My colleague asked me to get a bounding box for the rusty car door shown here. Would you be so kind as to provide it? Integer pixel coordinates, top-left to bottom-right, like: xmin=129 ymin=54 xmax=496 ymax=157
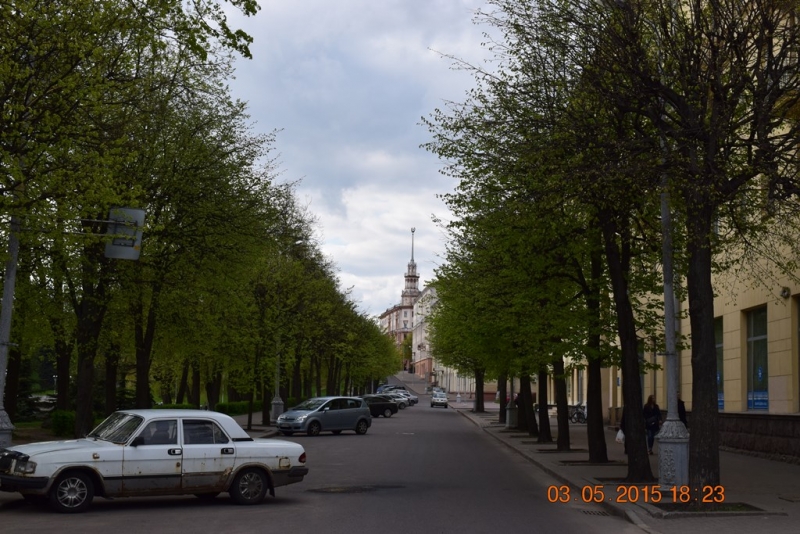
xmin=180 ymin=418 xmax=236 ymax=491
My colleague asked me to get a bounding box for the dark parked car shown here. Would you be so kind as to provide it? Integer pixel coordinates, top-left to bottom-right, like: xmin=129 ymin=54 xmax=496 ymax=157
xmin=361 ymin=395 xmax=399 ymax=418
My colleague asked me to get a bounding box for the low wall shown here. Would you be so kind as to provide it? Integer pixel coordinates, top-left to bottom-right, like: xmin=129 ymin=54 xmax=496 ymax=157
xmin=719 ymin=412 xmax=800 ymax=461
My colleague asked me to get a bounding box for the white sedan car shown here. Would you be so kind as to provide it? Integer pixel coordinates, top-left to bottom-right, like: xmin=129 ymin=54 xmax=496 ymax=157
xmin=0 ymin=409 xmax=308 ymax=513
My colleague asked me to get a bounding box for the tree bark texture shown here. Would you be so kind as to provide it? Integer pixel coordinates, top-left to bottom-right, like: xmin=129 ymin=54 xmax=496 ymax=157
xmin=538 ymin=370 xmax=552 ymax=442
xmin=553 ymin=357 xmax=571 ymax=451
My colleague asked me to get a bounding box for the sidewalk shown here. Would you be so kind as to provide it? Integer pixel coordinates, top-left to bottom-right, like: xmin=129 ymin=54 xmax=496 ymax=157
xmin=394 ymin=372 xmax=800 ymax=534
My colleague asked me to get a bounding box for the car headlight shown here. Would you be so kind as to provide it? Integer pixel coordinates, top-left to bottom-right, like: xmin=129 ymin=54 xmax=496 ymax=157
xmin=13 ymin=460 xmax=37 ymax=475
xmin=296 ymin=415 xmax=307 ymax=423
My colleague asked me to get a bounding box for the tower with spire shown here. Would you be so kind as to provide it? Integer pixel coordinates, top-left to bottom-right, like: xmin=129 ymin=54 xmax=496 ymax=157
xmin=379 ymin=229 xmax=422 ymax=361
xmin=401 ymin=227 xmax=421 ymax=307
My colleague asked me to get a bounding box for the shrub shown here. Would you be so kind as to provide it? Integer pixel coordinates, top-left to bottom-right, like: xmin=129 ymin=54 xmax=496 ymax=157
xmin=51 ymin=410 xmax=75 ymax=437
xmin=215 ymin=401 xmax=250 ymax=416
xmin=154 ymin=403 xmax=196 ymax=410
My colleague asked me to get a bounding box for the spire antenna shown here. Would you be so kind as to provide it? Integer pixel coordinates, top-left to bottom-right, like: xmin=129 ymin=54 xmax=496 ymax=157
xmin=411 ymin=227 xmax=415 ymax=261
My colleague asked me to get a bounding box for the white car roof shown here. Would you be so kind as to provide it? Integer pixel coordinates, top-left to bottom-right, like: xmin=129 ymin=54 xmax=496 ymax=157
xmin=116 ymin=409 xmax=250 ymax=440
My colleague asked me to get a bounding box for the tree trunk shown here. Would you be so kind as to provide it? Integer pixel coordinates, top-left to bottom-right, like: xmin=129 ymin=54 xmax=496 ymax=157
xmin=586 ymin=248 xmax=609 ymax=463
xmin=473 ymin=367 xmax=485 ymax=412
xmin=104 ymin=343 xmax=119 ymax=416
xmin=54 ymin=334 xmax=72 ymax=411
xmin=176 ymin=360 xmax=190 ymax=404
xmin=599 ymin=210 xmax=653 ymax=481
xmin=4 ymin=346 xmax=21 ymax=420
xmin=47 ymin=270 xmax=72 ymax=411
xmin=262 ymin=384 xmax=270 ymax=426
xmin=205 ymin=369 xmax=222 ymax=410
xmin=133 ymin=283 xmax=160 ymax=409
xmin=686 ymin=198 xmax=721 ymax=492
xmin=292 ymin=352 xmax=302 ymax=402
xmin=520 ymin=373 xmax=538 ymax=436
xmin=587 ymin=357 xmax=608 ymax=462
xmin=190 ymin=364 xmax=201 ymax=408
xmin=74 ymin=288 xmax=107 ymax=438
xmin=498 ymin=371 xmax=507 ymax=424
xmin=537 ymin=370 xmax=552 ymax=442
xmin=553 ymin=357 xmax=570 ymax=451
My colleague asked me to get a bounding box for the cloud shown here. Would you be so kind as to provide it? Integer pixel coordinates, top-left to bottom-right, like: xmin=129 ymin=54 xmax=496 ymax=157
xmin=224 ymin=0 xmax=491 ymax=315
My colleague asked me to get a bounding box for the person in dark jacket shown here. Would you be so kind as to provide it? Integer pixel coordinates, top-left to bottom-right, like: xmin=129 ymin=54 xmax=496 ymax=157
xmin=643 ymin=395 xmax=661 ymax=454
xmin=677 ymin=392 xmax=688 ymax=429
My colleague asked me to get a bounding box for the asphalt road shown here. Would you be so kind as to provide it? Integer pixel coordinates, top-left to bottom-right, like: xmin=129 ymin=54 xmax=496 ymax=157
xmin=0 ymin=401 xmax=643 ymax=534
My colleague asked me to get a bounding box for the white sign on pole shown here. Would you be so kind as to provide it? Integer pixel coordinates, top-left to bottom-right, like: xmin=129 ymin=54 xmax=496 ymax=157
xmin=104 ymin=207 xmax=145 ymax=260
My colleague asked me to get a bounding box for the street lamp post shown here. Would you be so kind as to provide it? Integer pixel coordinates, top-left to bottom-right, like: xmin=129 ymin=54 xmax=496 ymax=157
xmin=506 ymin=376 xmax=517 ymax=429
xmin=270 ymin=339 xmax=284 ymax=424
xmin=0 ymin=216 xmax=20 ymax=447
xmin=656 ymin=174 xmax=689 ymax=489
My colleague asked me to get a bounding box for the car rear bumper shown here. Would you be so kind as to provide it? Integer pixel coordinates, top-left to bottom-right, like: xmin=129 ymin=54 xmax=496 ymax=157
xmin=271 ymin=466 xmax=309 ymax=488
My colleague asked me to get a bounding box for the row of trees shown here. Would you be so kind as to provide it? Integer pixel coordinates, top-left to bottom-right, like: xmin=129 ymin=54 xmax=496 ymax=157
xmin=424 ymin=0 xmax=800 ymax=493
xmin=1 ymin=0 xmax=400 ymax=437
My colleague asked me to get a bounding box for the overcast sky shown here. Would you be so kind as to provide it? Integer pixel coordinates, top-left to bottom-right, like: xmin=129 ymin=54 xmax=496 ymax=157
xmin=225 ymin=1 xmax=492 ymax=316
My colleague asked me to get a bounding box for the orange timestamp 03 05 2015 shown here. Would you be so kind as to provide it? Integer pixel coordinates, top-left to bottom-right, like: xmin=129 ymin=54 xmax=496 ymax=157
xmin=547 ymin=484 xmax=726 ymax=504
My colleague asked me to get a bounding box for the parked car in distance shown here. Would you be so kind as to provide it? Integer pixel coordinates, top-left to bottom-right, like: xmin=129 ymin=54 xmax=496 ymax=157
xmin=383 ymin=393 xmax=409 ymax=409
xmin=431 ymin=392 xmax=449 ymax=408
xmin=0 ymin=409 xmax=308 ymax=514
xmin=277 ymin=396 xmax=372 ymax=436
xmin=379 ymin=385 xmax=407 ymax=393
xmin=360 ymin=395 xmax=399 ymax=418
xmin=394 ymin=390 xmax=418 ymax=405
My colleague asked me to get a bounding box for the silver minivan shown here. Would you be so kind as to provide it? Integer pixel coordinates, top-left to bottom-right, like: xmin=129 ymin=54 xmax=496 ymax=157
xmin=276 ymin=396 xmax=372 ymax=436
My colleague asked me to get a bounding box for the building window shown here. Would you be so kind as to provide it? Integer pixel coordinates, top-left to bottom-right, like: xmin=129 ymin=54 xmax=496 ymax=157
xmin=404 ymin=311 xmax=407 ymax=317
xmin=715 ymin=317 xmax=723 ymax=410
xmin=746 ymin=307 xmax=768 ymax=410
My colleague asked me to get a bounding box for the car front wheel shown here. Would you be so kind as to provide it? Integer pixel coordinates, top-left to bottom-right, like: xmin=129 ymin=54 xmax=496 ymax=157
xmin=307 ymin=421 xmax=321 ymax=436
xmin=230 ymin=468 xmax=268 ymax=505
xmin=383 ymin=408 xmax=393 ymax=418
xmin=355 ymin=420 xmax=369 ymax=435
xmin=49 ymin=471 xmax=94 ymax=514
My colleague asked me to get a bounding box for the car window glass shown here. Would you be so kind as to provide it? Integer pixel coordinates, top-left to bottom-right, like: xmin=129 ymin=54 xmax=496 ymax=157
xmin=138 ymin=420 xmax=177 ymax=445
xmin=294 ymin=398 xmax=326 ymax=410
xmin=346 ymin=399 xmax=359 ymax=409
xmin=90 ymin=413 xmax=144 ymax=444
xmin=183 ymin=420 xmax=230 ymax=444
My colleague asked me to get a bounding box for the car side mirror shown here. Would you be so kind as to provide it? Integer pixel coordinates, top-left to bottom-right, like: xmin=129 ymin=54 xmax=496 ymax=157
xmin=131 ymin=436 xmax=145 ymax=447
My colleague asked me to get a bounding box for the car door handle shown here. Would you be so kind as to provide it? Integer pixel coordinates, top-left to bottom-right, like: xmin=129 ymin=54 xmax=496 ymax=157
xmin=221 ymin=447 xmax=234 ymax=455
xmin=168 ymin=448 xmax=182 ymax=456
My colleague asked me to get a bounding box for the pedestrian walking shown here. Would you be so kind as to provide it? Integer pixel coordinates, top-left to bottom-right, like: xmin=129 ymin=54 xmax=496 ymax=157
xmin=677 ymin=392 xmax=688 ymax=429
xmin=643 ymin=395 xmax=661 ymax=454
xmin=617 ymin=406 xmax=629 ymax=455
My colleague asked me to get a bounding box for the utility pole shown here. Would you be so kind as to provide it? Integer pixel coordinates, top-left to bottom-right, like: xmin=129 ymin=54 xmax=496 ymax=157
xmin=0 ymin=216 xmax=21 ymax=447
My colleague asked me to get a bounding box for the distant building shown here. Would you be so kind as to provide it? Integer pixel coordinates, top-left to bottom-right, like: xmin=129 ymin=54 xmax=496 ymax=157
xmin=379 ymin=229 xmax=420 ymax=370
xmin=412 ymin=286 xmax=437 ymax=380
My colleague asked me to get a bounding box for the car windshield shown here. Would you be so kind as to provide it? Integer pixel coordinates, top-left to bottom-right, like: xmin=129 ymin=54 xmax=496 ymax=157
xmin=293 ymin=398 xmax=327 ymax=411
xmin=87 ymin=412 xmax=144 ymax=444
